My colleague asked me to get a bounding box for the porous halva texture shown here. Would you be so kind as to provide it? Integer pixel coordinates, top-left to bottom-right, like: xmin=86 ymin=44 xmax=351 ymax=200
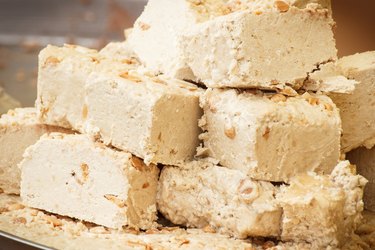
xmin=20 ymin=133 xmax=159 ymax=230
xmin=199 ymin=88 xmax=341 ymax=183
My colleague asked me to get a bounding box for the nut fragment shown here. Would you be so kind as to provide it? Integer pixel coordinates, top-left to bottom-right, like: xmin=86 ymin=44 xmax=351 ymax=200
xmin=224 ymin=125 xmax=236 ymax=139
xmin=43 ymin=56 xmax=61 ymax=67
xmin=263 ymin=127 xmax=271 ymax=140
xmin=274 ymin=0 xmax=290 ymax=12
xmin=131 ymin=156 xmax=145 ymax=171
xmin=308 ymin=97 xmax=320 ymax=106
xmin=179 ymin=239 xmax=190 ymax=246
xmin=104 ymin=194 xmax=126 ymax=208
xmin=82 ymin=104 xmax=88 ymax=119
xmin=238 ymin=179 xmax=259 ymax=203
xmin=121 ymin=58 xmax=138 ymax=65
xmin=13 ymin=217 xmax=27 ymax=224
xmin=45 ymin=215 xmax=62 ymax=227
xmin=139 ymin=22 xmax=151 ymax=31
xmin=324 ymin=103 xmax=333 ymax=111
xmin=270 ymin=94 xmax=287 ymax=103
xmin=7 ymin=203 xmax=25 ymax=211
xmin=203 ymin=225 xmax=216 ymax=233
xmin=80 ymin=163 xmax=89 ymax=182
xmin=119 ymin=71 xmax=142 ymax=83
xmin=142 ymin=182 xmax=150 ymax=189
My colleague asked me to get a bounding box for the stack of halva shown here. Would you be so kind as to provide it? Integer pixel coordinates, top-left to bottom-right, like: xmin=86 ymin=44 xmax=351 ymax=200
xmin=0 ymin=0 xmax=374 ymax=249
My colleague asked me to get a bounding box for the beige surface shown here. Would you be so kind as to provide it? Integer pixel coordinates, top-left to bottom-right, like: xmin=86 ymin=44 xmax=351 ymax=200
xmin=277 ymin=161 xmax=367 ymax=248
xmin=128 ymin=0 xmax=336 ymax=89
xmin=157 ymin=159 xmax=281 ymax=239
xmin=199 ymin=88 xmax=341 ymax=183
xmin=20 ymin=133 xmax=159 ymax=230
xmin=37 ymin=44 xmax=203 ymax=165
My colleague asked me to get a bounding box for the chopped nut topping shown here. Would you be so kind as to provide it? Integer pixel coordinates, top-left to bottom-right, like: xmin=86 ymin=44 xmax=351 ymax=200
xmin=224 ymin=125 xmax=236 ymax=139
xmin=43 ymin=56 xmax=61 ymax=67
xmin=80 ymin=163 xmax=89 ymax=182
xmin=203 ymin=225 xmax=216 ymax=233
xmin=13 ymin=217 xmax=27 ymax=224
xmin=7 ymin=203 xmax=25 ymax=211
xmin=30 ymin=209 xmax=38 ymax=216
xmin=139 ymin=22 xmax=151 ymax=31
xmin=270 ymin=94 xmax=287 ymax=103
xmin=324 ymin=103 xmax=333 ymax=111
xmin=104 ymin=194 xmax=126 ymax=208
xmin=45 ymin=215 xmax=62 ymax=227
xmin=119 ymin=71 xmax=142 ymax=83
xmin=238 ymin=179 xmax=259 ymax=203
xmin=279 ymin=87 xmax=298 ymax=97
xmin=142 ymin=182 xmax=150 ymax=189
xmin=263 ymin=127 xmax=271 ymax=140
xmin=82 ymin=105 xmax=88 ymax=119
xmin=121 ymin=58 xmax=138 ymax=65
xmin=130 ymin=156 xmax=146 ymax=171
xmin=91 ymin=57 xmax=100 ymax=64
xmin=179 ymin=239 xmax=190 ymax=246
xmin=274 ymin=0 xmax=290 ymax=12
xmin=308 ymin=97 xmax=320 ymax=106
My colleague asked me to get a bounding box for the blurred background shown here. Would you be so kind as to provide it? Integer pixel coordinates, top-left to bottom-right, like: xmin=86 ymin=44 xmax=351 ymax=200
xmin=0 ymin=0 xmax=374 ymax=107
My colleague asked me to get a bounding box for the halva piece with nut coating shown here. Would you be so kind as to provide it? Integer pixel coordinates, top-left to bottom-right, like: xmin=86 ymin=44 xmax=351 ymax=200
xmin=37 ymin=44 xmax=203 ymax=165
xmin=20 ymin=133 xmax=160 ymax=230
xmin=0 ymin=108 xmax=69 ymax=194
xmin=128 ymin=0 xmax=336 ymax=89
xmin=157 ymin=160 xmax=281 ymax=239
xmin=277 ymin=161 xmax=367 ymax=248
xmin=199 ymin=88 xmax=341 ymax=183
xmin=84 ymin=72 xmax=202 ymax=165
xmin=327 ymin=51 xmax=375 ymax=152
xmin=36 ymin=44 xmax=135 ymax=132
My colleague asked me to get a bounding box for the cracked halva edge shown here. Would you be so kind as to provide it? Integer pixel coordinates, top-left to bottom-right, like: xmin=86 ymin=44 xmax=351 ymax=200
xmin=128 ymin=0 xmax=336 ymax=89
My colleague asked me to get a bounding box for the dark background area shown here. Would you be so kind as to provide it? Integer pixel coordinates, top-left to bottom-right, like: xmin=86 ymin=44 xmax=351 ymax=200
xmin=333 ymin=0 xmax=375 ymax=57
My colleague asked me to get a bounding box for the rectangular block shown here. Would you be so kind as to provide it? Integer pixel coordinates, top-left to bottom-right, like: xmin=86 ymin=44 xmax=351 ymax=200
xmin=128 ymin=0 xmax=336 ymax=89
xmin=0 ymin=108 xmax=68 ymax=194
xmin=36 ymin=44 xmax=134 ymax=131
xmin=157 ymin=160 xmax=281 ymax=239
xmin=0 ymin=87 xmax=21 ymax=114
xmin=20 ymin=133 xmax=160 ymax=230
xmin=277 ymin=161 xmax=367 ymax=248
xmin=347 ymin=147 xmax=375 ymax=212
xmin=328 ymin=51 xmax=375 ymax=152
xmin=37 ymin=44 xmax=203 ymax=165
xmin=199 ymin=88 xmax=341 ymax=183
xmin=84 ymin=72 xmax=202 ymax=165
